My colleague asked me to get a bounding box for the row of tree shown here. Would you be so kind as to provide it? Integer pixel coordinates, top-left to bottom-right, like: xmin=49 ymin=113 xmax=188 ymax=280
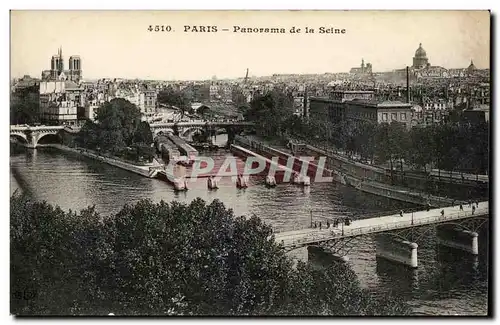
xmin=75 ymin=98 xmax=155 ymax=162
xmin=288 ymin=117 xmax=489 ymax=175
xmin=11 ymin=193 xmax=409 ymax=316
xmin=244 ymin=89 xmax=489 ymax=175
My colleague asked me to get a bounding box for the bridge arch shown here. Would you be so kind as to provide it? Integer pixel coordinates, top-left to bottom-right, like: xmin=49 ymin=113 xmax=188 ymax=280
xmin=153 ymin=128 xmax=175 ymax=138
xmin=10 ymin=133 xmax=28 ymax=144
xmin=182 ymin=127 xmax=205 ymax=138
xmin=215 ymin=128 xmax=227 ymax=135
xmin=37 ymin=132 xmax=62 ymax=145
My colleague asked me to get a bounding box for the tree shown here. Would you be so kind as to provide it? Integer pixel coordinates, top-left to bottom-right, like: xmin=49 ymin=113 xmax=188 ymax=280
xmin=408 ymin=125 xmax=435 ymax=171
xmin=76 ymin=99 xmax=154 ymax=158
xmin=157 ymin=87 xmax=191 ymax=118
xmin=196 ymin=105 xmax=210 ymax=118
xmin=355 ymin=121 xmax=377 ymax=163
xmin=11 ymin=194 xmax=410 ymax=316
xmin=232 ymin=87 xmax=250 ymax=112
xmin=133 ymin=121 xmax=154 ymax=145
xmin=374 ymin=122 xmax=410 ymax=169
xmin=10 ymin=85 xmax=40 ymax=125
xmin=75 ymin=120 xmax=99 ymax=149
xmin=246 ymin=89 xmax=295 ymax=138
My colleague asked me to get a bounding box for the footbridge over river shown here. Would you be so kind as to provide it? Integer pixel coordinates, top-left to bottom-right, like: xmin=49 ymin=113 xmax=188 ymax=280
xmin=275 ymin=201 xmax=489 ymax=268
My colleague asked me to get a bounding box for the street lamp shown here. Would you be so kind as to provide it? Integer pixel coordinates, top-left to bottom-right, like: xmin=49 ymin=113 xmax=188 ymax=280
xmin=341 ymin=220 xmax=344 ymax=236
xmin=310 ymin=210 xmax=313 ymax=228
xmin=411 ymin=211 xmax=414 ymax=225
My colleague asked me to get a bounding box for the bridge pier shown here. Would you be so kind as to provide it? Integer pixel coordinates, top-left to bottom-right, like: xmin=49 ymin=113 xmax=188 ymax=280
xmin=436 ymin=224 xmax=479 ymax=255
xmin=307 ymin=246 xmax=349 ymax=265
xmin=375 ymin=234 xmax=418 ymax=268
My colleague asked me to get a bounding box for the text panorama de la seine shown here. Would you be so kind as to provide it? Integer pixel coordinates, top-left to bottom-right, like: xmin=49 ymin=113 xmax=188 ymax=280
xmin=147 ymin=25 xmax=347 ymax=34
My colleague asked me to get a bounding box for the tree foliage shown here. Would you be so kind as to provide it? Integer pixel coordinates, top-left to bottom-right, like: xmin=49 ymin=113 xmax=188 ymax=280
xmin=245 ymin=89 xmax=295 ymax=137
xmin=75 ymin=99 xmax=154 ymax=161
xmin=157 ymin=87 xmax=192 ymax=118
xmin=272 ymin=109 xmax=489 ymax=175
xmin=10 ymin=85 xmax=40 ymax=125
xmin=11 ymin=194 xmax=409 ymax=316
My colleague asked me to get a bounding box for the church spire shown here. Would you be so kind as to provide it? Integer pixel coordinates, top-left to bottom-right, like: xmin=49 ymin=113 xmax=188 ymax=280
xmin=57 ymin=46 xmax=64 ymax=73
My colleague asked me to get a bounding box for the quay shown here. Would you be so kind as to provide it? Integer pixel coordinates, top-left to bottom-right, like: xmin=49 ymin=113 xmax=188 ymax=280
xmin=275 ymin=201 xmax=488 ymax=268
xmin=36 ymin=144 xmax=165 ymax=178
xmin=234 ymin=136 xmax=480 ymax=207
xmin=230 ymin=144 xmax=297 ymax=183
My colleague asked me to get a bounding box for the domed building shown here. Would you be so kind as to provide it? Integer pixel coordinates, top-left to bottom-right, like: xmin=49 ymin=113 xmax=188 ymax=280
xmin=412 ymin=43 xmax=430 ymax=69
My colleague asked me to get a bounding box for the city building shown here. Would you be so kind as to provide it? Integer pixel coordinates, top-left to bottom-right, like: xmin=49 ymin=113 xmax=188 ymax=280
xmin=12 ymin=75 xmax=39 ymax=92
xmin=140 ymin=89 xmax=157 ymax=115
xmin=39 ymin=78 xmax=84 ymax=125
xmin=190 ymin=84 xmax=210 ymax=102
xmin=350 ymin=59 xmax=373 ymax=75
xmin=412 ymin=43 xmax=430 ymax=69
xmin=310 ymin=90 xmax=375 ymax=124
xmin=309 ymin=90 xmax=412 ymax=128
xmin=393 ymin=43 xmax=449 ymax=80
xmin=462 ymin=104 xmax=489 ymax=123
xmin=423 ymin=98 xmax=449 ymax=111
xmin=346 ymin=100 xmax=413 ymax=128
xmin=423 ymin=109 xmax=449 ymax=125
xmin=41 ymin=47 xmax=82 ymax=82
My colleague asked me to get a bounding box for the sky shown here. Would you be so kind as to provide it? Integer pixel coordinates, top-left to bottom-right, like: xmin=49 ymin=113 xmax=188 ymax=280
xmin=10 ymin=10 xmax=490 ymax=80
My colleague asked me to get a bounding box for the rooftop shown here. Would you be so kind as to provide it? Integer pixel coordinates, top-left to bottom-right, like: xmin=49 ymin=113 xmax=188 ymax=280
xmin=348 ymin=99 xmax=413 ymax=108
xmin=332 ymin=90 xmax=374 ymax=94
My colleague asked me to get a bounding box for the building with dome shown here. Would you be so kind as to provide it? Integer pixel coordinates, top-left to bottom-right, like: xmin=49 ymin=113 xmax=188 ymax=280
xmin=392 ymin=43 xmax=451 ymax=81
xmin=412 ymin=43 xmax=430 ymax=70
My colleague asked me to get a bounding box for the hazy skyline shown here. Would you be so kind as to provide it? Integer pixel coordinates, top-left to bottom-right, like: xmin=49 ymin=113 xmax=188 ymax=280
xmin=11 ymin=10 xmax=490 ymax=80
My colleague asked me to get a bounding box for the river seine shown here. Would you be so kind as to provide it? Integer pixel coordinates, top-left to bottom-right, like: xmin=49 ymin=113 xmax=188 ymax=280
xmin=10 ymin=144 xmax=488 ymax=316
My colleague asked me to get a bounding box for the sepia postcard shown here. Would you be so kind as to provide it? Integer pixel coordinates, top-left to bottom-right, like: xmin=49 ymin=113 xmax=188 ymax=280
xmin=9 ymin=10 xmax=490 ymax=317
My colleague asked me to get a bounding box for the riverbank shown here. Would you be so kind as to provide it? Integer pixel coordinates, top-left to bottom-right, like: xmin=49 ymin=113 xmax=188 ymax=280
xmin=38 ymin=144 xmax=163 ymax=178
xmin=9 ymin=145 xmax=489 ymax=316
xmin=236 ymin=136 xmax=460 ymax=207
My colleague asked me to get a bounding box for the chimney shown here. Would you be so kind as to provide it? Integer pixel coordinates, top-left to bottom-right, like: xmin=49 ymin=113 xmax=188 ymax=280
xmin=406 ymin=66 xmax=410 ymax=103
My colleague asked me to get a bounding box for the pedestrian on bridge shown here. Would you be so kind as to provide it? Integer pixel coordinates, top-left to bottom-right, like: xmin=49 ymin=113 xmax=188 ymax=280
xmin=472 ymin=205 xmax=476 ymax=215
xmin=475 ymin=201 xmax=479 ymax=208
xmin=459 ymin=204 xmax=463 ymax=211
xmin=441 ymin=209 xmax=444 ymax=217
xmin=319 ymin=222 xmax=322 ymax=230
xmin=400 ymin=210 xmax=404 ymax=218
xmin=326 ymin=220 xmax=330 ymax=229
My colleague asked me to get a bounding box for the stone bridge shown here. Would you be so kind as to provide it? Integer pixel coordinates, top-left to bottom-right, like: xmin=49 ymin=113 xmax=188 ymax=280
xmin=10 ymin=125 xmax=68 ymax=148
xmin=150 ymin=121 xmax=255 ymax=141
xmin=10 ymin=121 xmax=255 ymax=148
